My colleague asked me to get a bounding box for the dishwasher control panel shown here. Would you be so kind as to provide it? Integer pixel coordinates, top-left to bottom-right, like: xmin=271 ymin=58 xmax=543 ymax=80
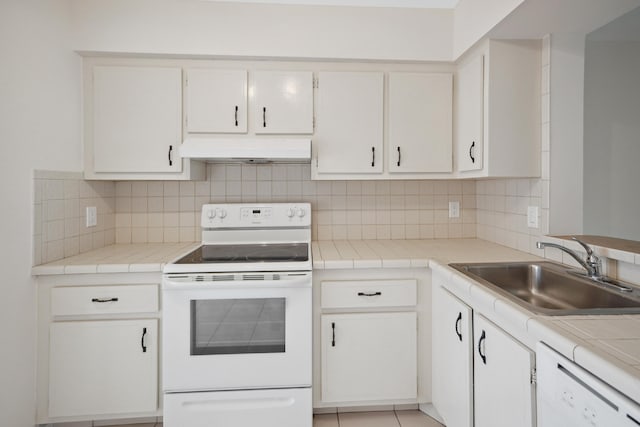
xmin=537 ymin=342 xmax=640 ymax=427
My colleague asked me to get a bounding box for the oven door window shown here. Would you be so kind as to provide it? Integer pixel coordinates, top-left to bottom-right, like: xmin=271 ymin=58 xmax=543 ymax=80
xmin=190 ymin=298 xmax=285 ymax=355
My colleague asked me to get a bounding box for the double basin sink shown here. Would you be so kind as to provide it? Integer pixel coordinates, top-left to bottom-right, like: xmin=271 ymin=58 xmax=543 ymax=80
xmin=449 ymin=261 xmax=640 ymax=315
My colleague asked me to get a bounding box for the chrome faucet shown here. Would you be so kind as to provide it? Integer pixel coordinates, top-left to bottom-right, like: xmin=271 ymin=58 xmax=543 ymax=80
xmin=536 ymin=237 xmax=602 ymax=279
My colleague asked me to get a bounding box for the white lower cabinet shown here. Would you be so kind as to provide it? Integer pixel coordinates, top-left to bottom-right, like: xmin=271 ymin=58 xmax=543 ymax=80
xmin=316 ymin=276 xmax=420 ymax=406
xmin=37 ymin=279 xmax=160 ymax=424
xmin=432 ymin=285 xmax=473 ymax=427
xmin=49 ymin=319 xmax=158 ymax=418
xmin=432 ymin=272 xmax=535 ymax=427
xmin=321 ymin=312 xmax=417 ymax=403
xmin=473 ymin=314 xmax=535 ymax=427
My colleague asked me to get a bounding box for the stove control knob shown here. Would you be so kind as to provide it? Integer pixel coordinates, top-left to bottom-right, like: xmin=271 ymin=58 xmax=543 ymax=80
xmin=216 ymin=208 xmax=227 ymax=219
xmin=296 ymin=208 xmax=306 ymax=218
xmin=207 ymin=209 xmax=216 ymax=219
xmin=287 ymin=208 xmax=295 ymax=218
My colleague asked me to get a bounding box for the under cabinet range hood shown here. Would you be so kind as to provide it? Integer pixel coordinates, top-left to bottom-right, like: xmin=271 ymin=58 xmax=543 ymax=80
xmin=179 ymin=138 xmax=311 ymax=163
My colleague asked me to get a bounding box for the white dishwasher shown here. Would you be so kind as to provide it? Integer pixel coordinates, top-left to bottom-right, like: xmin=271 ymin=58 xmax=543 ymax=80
xmin=537 ymin=342 xmax=640 ymax=427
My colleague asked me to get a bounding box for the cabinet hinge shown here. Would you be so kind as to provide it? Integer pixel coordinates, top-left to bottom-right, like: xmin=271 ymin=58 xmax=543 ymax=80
xmin=530 ymin=367 xmax=537 ymax=385
xmin=313 ymin=77 xmax=319 ymax=89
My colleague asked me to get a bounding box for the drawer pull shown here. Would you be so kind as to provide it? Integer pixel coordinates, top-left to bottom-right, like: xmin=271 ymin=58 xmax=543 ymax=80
xmin=91 ymin=297 xmax=119 ymax=303
xmin=357 ymin=292 xmax=382 ymax=297
xmin=141 ymin=327 xmax=147 ymax=353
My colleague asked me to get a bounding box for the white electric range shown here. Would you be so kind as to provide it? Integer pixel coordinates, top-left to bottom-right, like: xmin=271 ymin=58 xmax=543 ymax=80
xmin=162 ymin=203 xmax=312 ymax=427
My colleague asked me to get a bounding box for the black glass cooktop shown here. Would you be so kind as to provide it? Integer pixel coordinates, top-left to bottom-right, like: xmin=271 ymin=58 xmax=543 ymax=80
xmin=175 ymin=243 xmax=309 ymax=264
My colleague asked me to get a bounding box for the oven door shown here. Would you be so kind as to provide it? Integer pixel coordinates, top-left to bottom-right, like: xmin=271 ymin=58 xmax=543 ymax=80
xmin=162 ymin=272 xmax=312 ymax=392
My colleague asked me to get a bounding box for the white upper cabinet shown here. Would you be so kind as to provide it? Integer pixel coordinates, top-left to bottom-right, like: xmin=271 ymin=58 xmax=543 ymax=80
xmin=388 ymin=72 xmax=453 ymax=173
xmin=86 ymin=64 xmax=204 ymax=180
xmin=455 ymin=56 xmax=484 ymax=172
xmin=93 ymin=66 xmax=182 ymax=174
xmin=314 ymin=71 xmax=384 ymax=175
xmin=455 ymin=39 xmax=541 ymax=177
xmin=186 ymin=69 xmax=248 ymax=133
xmin=250 ymin=70 xmax=314 ymax=134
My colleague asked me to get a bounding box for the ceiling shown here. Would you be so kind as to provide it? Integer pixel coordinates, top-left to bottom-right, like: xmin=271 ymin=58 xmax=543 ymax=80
xmin=198 ymin=0 xmax=460 ymax=8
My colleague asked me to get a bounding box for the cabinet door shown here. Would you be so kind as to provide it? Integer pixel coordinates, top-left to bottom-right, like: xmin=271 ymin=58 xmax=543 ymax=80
xmin=93 ymin=66 xmax=182 ymax=173
xmin=315 ymin=71 xmax=384 ymax=174
xmin=388 ymin=73 xmax=453 ymax=173
xmin=49 ymin=319 xmax=158 ymax=417
xmin=186 ymin=69 xmax=247 ymax=133
xmin=321 ymin=312 xmax=416 ymax=403
xmin=456 ymin=55 xmax=484 ymax=172
xmin=250 ymin=70 xmax=313 ymax=134
xmin=431 ymin=285 xmax=473 ymax=427
xmin=473 ymin=314 xmax=535 ymax=427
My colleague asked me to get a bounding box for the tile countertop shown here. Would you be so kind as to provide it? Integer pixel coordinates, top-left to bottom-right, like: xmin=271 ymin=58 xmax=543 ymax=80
xmin=311 ymin=238 xmax=540 ymax=269
xmin=31 ymin=242 xmax=199 ymax=275
xmin=32 ymin=239 xmax=640 ymax=403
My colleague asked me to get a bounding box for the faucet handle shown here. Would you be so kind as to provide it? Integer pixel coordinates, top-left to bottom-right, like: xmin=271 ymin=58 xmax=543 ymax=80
xmin=571 ymin=237 xmax=594 ymax=256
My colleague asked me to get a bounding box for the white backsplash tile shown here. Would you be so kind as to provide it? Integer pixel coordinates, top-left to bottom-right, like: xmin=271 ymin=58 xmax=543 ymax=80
xmin=34 ymin=171 xmax=116 ymax=265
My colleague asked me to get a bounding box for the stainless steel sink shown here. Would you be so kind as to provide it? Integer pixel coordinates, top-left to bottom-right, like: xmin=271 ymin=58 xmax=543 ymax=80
xmin=449 ymin=261 xmax=640 ymax=315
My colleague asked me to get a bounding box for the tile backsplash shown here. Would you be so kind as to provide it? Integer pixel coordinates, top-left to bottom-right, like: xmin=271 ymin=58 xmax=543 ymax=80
xmin=33 ymin=166 xmax=478 ymax=265
xmin=33 ymin=170 xmax=115 ymax=265
xmin=112 ymin=164 xmax=477 ymax=244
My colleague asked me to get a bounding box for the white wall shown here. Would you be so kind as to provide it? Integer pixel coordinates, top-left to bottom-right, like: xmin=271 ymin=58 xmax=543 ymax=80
xmin=547 ymin=33 xmax=585 ymax=235
xmin=70 ymin=0 xmax=453 ymax=61
xmin=583 ymin=41 xmax=640 ymax=240
xmin=0 ymin=1 xmax=81 ymax=425
xmin=452 ymin=0 xmax=524 ymax=58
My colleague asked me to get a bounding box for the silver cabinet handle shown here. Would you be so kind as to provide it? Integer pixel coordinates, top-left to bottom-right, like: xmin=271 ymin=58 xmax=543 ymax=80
xmin=234 ymin=105 xmax=239 ymax=127
xmin=262 ymin=107 xmax=267 ymax=128
xmin=469 ymin=141 xmax=475 ymax=163
xmin=397 ymin=146 xmax=401 ymax=167
xmin=168 ymin=145 xmax=173 ymax=166
xmin=371 ymin=146 xmax=375 ymax=167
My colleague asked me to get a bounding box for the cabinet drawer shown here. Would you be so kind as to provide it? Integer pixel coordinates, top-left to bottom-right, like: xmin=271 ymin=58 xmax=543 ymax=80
xmin=51 ymin=285 xmax=158 ymax=316
xmin=321 ymin=280 xmax=416 ymax=309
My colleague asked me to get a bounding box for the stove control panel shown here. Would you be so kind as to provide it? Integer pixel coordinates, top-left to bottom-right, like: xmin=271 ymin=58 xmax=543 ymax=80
xmin=201 ymin=203 xmax=311 ymax=228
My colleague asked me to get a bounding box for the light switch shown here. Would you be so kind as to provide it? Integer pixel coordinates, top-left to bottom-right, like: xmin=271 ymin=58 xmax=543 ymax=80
xmin=527 ymin=206 xmax=539 ymax=228
xmin=449 ymin=201 xmax=460 ymax=218
xmin=86 ymin=206 xmax=97 ymax=227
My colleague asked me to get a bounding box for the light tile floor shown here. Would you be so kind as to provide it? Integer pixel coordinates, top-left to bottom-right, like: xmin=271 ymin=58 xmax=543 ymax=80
xmin=59 ymin=410 xmax=442 ymax=427
xmin=314 ymin=410 xmax=444 ymax=427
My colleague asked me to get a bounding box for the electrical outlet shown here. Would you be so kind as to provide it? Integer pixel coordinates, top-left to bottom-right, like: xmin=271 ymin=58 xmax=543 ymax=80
xmin=448 ymin=201 xmax=460 ymax=218
xmin=527 ymin=206 xmax=539 ymax=228
xmin=86 ymin=206 xmax=97 ymax=227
